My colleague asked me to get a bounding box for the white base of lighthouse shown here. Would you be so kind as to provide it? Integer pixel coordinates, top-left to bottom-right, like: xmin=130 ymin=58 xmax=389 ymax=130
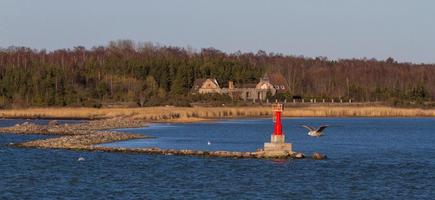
xmin=264 ymin=143 xmax=292 ymax=152
xmin=263 ymin=135 xmax=292 ymax=156
xmin=270 ymin=135 xmax=286 ymax=143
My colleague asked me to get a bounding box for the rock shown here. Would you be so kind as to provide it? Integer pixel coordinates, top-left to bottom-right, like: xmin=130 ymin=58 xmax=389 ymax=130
xmin=48 ymin=120 xmax=59 ymax=126
xmin=263 ymin=150 xmax=289 ymax=158
xmin=312 ymin=152 xmax=327 ymax=160
xmin=294 ymin=152 xmax=305 ymax=159
xmin=242 ymin=152 xmax=253 ymax=158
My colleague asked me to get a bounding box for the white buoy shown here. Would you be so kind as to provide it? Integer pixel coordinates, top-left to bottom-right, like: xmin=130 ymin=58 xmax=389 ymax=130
xmin=77 ymin=157 xmax=85 ymax=161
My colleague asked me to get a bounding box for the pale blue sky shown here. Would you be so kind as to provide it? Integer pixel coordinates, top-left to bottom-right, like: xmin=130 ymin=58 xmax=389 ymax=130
xmin=1 ymin=0 xmax=434 ymax=63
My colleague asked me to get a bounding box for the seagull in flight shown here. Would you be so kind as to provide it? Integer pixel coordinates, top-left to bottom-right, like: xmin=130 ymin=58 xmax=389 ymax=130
xmin=301 ymin=125 xmax=329 ymax=137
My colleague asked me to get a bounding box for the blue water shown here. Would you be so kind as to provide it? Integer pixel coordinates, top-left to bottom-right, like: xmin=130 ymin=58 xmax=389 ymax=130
xmin=1 ymin=118 xmax=434 ymax=199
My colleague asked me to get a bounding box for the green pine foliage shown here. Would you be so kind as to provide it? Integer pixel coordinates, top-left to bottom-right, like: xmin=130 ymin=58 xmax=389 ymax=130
xmin=0 ymin=40 xmax=434 ymax=108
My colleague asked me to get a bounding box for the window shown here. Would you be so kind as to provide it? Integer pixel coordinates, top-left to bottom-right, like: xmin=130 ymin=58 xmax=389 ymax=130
xmin=281 ymin=85 xmax=285 ymax=89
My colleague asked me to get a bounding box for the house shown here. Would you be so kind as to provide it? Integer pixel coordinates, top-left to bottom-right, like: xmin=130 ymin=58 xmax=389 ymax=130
xmin=191 ymin=78 xmax=221 ymax=94
xmin=223 ymin=81 xmax=272 ymax=101
xmin=191 ymin=73 xmax=288 ymax=101
xmin=262 ymin=73 xmax=287 ymax=94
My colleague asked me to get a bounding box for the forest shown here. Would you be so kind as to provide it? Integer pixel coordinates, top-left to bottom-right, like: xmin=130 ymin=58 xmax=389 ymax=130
xmin=0 ymin=40 xmax=434 ymax=108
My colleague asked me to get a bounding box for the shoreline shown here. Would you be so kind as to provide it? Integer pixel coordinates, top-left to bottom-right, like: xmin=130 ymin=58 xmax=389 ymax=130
xmin=0 ymin=105 xmax=433 ymax=122
xmin=1 ymin=106 xmax=431 ymax=159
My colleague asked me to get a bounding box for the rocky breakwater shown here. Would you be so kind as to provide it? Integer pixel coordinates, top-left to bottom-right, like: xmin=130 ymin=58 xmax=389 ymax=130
xmin=69 ymin=146 xmax=307 ymax=160
xmin=14 ymin=133 xmax=307 ymax=159
xmin=4 ymin=118 xmax=314 ymax=160
xmin=0 ymin=118 xmax=148 ymax=135
xmin=15 ymin=131 xmax=148 ymax=149
xmin=0 ymin=122 xmax=50 ymax=134
xmin=4 ymin=118 xmax=151 ymax=153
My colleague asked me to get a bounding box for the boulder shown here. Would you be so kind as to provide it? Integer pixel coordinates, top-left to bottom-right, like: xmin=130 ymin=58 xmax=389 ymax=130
xmin=48 ymin=120 xmax=59 ymax=126
xmin=294 ymin=152 xmax=305 ymax=159
xmin=312 ymin=152 xmax=327 ymax=160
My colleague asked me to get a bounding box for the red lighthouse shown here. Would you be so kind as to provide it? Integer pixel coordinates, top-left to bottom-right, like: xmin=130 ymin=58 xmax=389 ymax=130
xmin=273 ymin=103 xmax=283 ymax=136
xmin=263 ymin=102 xmax=292 ymax=155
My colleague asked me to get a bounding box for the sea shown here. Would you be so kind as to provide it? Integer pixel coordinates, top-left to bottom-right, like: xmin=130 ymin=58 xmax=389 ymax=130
xmin=1 ymin=118 xmax=434 ymax=199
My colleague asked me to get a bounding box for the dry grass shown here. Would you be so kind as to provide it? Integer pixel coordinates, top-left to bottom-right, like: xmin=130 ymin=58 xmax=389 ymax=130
xmin=0 ymin=105 xmax=434 ymax=121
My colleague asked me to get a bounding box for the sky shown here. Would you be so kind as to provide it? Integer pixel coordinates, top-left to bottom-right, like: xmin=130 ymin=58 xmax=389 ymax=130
xmin=1 ymin=0 xmax=434 ymax=63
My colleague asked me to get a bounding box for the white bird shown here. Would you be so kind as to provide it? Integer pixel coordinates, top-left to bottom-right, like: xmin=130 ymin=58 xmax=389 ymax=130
xmin=77 ymin=157 xmax=85 ymax=161
xmin=301 ymin=125 xmax=329 ymax=137
xmin=207 ymin=141 xmax=211 ymax=145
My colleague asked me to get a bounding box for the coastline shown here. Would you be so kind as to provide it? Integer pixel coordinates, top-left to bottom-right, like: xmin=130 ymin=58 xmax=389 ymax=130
xmin=0 ymin=105 xmax=434 ymax=122
xmin=1 ymin=105 xmax=433 ymax=159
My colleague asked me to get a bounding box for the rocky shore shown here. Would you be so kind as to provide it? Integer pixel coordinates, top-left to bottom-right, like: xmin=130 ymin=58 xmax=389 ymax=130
xmin=15 ymin=132 xmax=149 ymax=149
xmin=3 ymin=118 xmax=316 ymax=160
xmin=0 ymin=118 xmax=148 ymax=135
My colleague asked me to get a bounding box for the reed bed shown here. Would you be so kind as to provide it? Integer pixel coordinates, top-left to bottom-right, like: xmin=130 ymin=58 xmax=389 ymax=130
xmin=0 ymin=105 xmax=433 ymax=121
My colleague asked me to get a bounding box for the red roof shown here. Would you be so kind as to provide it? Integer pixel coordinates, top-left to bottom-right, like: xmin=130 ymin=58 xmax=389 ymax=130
xmin=265 ymin=73 xmax=287 ymax=92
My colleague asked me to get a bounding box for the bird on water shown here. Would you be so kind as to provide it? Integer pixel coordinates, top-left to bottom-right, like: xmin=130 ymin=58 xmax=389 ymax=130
xmin=301 ymin=125 xmax=329 ymax=137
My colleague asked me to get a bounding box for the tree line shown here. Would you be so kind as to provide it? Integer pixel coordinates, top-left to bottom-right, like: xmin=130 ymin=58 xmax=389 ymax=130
xmin=0 ymin=40 xmax=433 ymax=108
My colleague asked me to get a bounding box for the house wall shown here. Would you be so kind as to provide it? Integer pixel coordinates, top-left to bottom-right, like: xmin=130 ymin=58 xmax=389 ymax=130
xmin=194 ymin=77 xmax=284 ymax=101
xmin=226 ymin=88 xmax=269 ymax=101
xmin=256 ymin=81 xmax=277 ymax=96
xmin=198 ymin=79 xmax=221 ymax=94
